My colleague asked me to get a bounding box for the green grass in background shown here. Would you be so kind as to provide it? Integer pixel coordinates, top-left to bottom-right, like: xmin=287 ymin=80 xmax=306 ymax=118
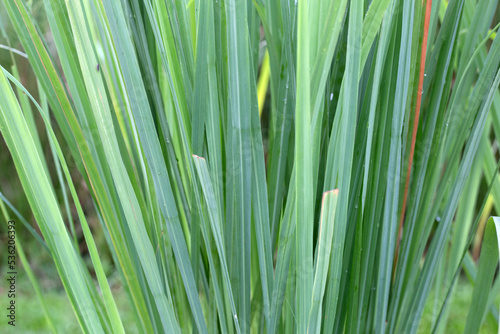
xmin=0 ymin=271 xmax=136 ymax=333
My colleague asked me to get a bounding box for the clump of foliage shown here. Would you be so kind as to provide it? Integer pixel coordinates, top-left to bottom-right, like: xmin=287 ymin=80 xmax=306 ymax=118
xmin=1 ymin=0 xmax=500 ymax=333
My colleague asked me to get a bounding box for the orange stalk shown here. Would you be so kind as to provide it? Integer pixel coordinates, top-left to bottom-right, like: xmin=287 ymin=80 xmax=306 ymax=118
xmin=394 ymin=0 xmax=433 ymax=269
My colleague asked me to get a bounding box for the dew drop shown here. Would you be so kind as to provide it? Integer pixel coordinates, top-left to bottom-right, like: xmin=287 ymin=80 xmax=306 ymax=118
xmin=330 ymin=93 xmax=333 ymax=101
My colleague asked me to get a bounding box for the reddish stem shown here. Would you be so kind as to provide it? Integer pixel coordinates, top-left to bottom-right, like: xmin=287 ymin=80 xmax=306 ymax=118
xmin=394 ymin=0 xmax=433 ymax=270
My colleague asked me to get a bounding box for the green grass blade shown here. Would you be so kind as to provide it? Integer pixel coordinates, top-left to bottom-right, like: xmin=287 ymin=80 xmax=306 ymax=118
xmin=265 ymin=0 xmax=296 ymax=249
xmin=225 ymin=0 xmax=255 ymax=331
xmin=321 ymin=0 xmax=363 ymax=331
xmin=375 ymin=1 xmax=415 ymax=331
xmin=249 ymin=78 xmax=274 ymax=333
xmin=269 ymin=171 xmax=296 ymax=334
xmin=307 ymin=189 xmax=339 ymax=334
xmin=464 ymin=216 xmax=500 ymax=333
xmin=295 ymin=0 xmax=314 ymax=330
